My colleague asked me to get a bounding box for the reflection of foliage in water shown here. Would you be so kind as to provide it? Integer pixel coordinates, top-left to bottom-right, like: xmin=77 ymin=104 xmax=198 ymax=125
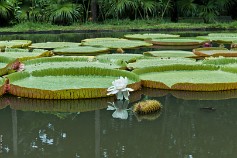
xmin=41 ymin=111 xmax=80 ymax=120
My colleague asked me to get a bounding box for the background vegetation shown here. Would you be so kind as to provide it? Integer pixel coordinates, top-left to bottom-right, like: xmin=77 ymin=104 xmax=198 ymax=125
xmin=0 ymin=0 xmax=237 ymax=27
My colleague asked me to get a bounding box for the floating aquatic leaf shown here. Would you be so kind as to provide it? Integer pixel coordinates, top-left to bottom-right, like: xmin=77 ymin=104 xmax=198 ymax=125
xmin=0 ymin=40 xmax=32 ymax=49
xmin=7 ymin=67 xmax=141 ymax=99
xmin=53 ymin=46 xmax=110 ymax=56
xmin=202 ymin=57 xmax=237 ymax=66
xmin=208 ymin=33 xmax=237 ymax=37
xmin=194 ymin=48 xmax=237 ymax=57
xmin=133 ymin=64 xmax=237 ymax=91
xmin=127 ymin=58 xmax=198 ymax=70
xmin=29 ymin=42 xmax=81 ymax=50
xmin=81 ymin=37 xmax=152 ymax=49
xmin=96 ymin=53 xmax=144 ymax=68
xmin=0 ymin=48 xmax=53 ymax=62
xmin=148 ymin=38 xmax=207 ymax=46
xmin=23 ymin=56 xmax=122 ymax=72
xmin=197 ymin=36 xmax=237 ymax=44
xmin=144 ymin=50 xmax=196 ymax=58
xmin=124 ymin=33 xmax=180 ymax=40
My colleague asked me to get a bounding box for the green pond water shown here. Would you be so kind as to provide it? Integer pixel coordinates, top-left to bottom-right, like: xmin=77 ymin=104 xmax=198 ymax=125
xmin=0 ymin=31 xmax=237 ymax=158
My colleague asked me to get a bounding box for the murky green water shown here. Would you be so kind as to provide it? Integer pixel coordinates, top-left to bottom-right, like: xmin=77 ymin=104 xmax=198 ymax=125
xmin=1 ymin=31 xmax=237 ymax=157
xmin=1 ymin=89 xmax=237 ymax=158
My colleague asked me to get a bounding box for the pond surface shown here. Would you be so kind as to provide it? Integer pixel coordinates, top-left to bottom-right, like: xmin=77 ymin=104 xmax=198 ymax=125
xmin=1 ymin=31 xmax=237 ymax=158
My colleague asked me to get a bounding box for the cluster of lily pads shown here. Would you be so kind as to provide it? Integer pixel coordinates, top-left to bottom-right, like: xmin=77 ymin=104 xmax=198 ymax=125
xmin=1 ymin=32 xmax=237 ymax=100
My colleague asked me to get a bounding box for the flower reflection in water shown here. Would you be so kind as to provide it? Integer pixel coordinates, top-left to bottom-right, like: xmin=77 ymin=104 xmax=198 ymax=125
xmin=39 ymin=129 xmax=54 ymax=145
xmin=30 ymin=122 xmax=67 ymax=149
xmin=107 ymin=100 xmax=131 ymax=120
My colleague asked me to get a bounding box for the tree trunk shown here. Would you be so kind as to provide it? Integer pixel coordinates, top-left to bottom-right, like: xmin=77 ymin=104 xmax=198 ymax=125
xmin=91 ymin=0 xmax=97 ymax=22
xmin=170 ymin=0 xmax=178 ymax=22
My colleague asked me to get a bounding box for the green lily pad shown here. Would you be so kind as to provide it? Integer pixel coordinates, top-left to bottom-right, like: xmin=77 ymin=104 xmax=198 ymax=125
xmin=194 ymin=49 xmax=237 ymax=57
xmin=127 ymin=58 xmax=198 ymax=70
xmin=150 ymin=44 xmax=201 ymax=50
xmin=7 ymin=67 xmax=141 ymax=99
xmin=96 ymin=54 xmax=144 ymax=67
xmin=202 ymin=57 xmax=237 ymax=65
xmin=143 ymin=50 xmax=196 ymax=58
xmin=133 ymin=64 xmax=237 ymax=91
xmin=197 ymin=36 xmax=237 ymax=44
xmin=124 ymin=33 xmax=180 ymax=40
xmin=208 ymin=33 xmax=237 ymax=37
xmin=53 ymin=46 xmax=110 ymax=56
xmin=23 ymin=56 xmax=123 ymax=72
xmin=28 ymin=42 xmax=81 ymax=50
xmin=81 ymin=37 xmax=152 ymax=49
xmin=0 ymin=48 xmax=53 ymax=62
xmin=148 ymin=38 xmax=207 ymax=46
xmin=0 ymin=40 xmax=32 ymax=49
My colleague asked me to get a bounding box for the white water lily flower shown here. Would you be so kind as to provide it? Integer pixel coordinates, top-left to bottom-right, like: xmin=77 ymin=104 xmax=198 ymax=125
xmin=107 ymin=76 xmax=134 ymax=100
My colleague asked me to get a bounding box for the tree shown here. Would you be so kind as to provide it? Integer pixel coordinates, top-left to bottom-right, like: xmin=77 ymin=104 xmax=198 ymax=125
xmin=0 ymin=0 xmax=14 ymax=26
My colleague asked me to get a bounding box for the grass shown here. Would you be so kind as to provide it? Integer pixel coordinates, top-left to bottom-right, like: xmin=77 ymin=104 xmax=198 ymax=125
xmin=1 ymin=19 xmax=237 ymax=33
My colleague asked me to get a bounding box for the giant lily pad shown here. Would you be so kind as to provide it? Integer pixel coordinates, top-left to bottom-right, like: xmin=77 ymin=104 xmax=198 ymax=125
xmin=203 ymin=57 xmax=237 ymax=75
xmin=194 ymin=49 xmax=237 ymax=57
xmin=202 ymin=57 xmax=237 ymax=66
xmin=7 ymin=67 xmax=141 ymax=99
xmin=0 ymin=48 xmax=53 ymax=62
xmin=208 ymin=33 xmax=237 ymax=37
xmin=197 ymin=36 xmax=237 ymax=44
xmin=81 ymin=38 xmax=152 ymax=49
xmin=133 ymin=64 xmax=237 ymax=91
xmin=143 ymin=50 xmax=196 ymax=58
xmin=148 ymin=38 xmax=207 ymax=46
xmin=28 ymin=42 xmax=81 ymax=50
xmin=0 ymin=40 xmax=32 ymax=50
xmin=124 ymin=33 xmax=180 ymax=40
xmin=96 ymin=54 xmax=144 ymax=67
xmin=127 ymin=58 xmax=198 ymax=70
xmin=150 ymin=45 xmax=202 ymax=50
xmin=53 ymin=46 xmax=110 ymax=56
xmin=23 ymin=56 xmax=123 ymax=72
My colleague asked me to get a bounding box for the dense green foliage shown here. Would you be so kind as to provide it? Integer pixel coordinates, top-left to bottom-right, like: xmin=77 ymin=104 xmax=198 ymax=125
xmin=0 ymin=0 xmax=237 ymax=26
